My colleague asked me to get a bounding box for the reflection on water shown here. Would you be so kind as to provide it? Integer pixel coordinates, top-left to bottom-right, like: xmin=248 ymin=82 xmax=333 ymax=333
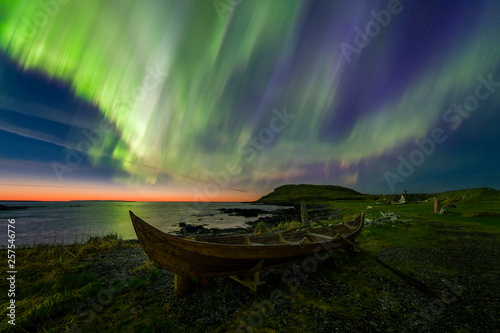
xmin=0 ymin=201 xmax=290 ymax=245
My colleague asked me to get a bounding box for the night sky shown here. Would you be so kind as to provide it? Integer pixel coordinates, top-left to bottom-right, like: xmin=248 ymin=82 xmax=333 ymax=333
xmin=1 ymin=0 xmax=499 ymax=201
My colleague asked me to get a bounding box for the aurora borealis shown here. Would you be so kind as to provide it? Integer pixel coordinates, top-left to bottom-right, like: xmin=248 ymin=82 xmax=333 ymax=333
xmin=1 ymin=0 xmax=499 ymax=201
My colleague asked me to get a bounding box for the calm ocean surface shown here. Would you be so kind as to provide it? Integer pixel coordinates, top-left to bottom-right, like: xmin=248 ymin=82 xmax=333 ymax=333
xmin=0 ymin=201 xmax=290 ymax=245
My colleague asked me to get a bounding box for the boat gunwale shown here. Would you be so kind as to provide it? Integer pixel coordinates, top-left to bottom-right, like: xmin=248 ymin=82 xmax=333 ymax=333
xmin=129 ymin=210 xmax=365 ymax=278
xmin=130 ymin=210 xmax=364 ymax=250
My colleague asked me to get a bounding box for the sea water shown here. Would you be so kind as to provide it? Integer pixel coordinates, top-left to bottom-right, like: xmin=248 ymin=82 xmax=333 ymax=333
xmin=0 ymin=201 xmax=289 ymax=245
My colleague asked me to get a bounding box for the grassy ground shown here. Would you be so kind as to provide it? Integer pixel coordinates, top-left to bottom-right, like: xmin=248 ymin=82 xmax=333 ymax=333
xmin=1 ymin=198 xmax=499 ymax=332
xmin=0 ymin=234 xmax=135 ymax=332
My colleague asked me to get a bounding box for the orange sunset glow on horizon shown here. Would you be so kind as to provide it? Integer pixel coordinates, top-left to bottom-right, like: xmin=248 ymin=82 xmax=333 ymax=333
xmin=0 ymin=181 xmax=260 ymax=202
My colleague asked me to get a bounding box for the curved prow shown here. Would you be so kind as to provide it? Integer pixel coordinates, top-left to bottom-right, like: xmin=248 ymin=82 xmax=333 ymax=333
xmin=346 ymin=211 xmax=365 ymax=228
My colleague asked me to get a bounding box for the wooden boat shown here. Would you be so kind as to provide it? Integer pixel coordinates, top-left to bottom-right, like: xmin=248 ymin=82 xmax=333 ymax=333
xmin=130 ymin=210 xmax=365 ymax=293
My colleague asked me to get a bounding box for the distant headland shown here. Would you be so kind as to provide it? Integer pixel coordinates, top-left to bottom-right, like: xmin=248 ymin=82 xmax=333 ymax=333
xmin=254 ymin=184 xmax=500 ymax=205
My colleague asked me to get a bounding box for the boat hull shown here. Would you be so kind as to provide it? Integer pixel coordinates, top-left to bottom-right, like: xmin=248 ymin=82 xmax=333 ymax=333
xmin=130 ymin=210 xmax=364 ymax=279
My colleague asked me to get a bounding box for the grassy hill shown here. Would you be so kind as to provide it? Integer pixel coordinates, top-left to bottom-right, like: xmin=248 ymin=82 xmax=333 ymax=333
xmin=255 ymin=184 xmax=500 ymax=205
xmin=255 ymin=184 xmax=370 ymax=204
xmin=429 ymin=187 xmax=500 ymax=202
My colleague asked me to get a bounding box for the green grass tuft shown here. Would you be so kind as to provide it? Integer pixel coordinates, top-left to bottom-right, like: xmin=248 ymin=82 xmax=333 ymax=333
xmin=129 ymin=277 xmax=147 ymax=290
xmin=274 ymin=220 xmax=302 ymax=231
xmin=148 ymin=269 xmax=161 ymax=281
xmin=254 ymin=221 xmax=268 ymax=234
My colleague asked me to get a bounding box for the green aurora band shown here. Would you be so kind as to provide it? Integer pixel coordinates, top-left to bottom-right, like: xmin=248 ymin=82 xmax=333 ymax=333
xmin=1 ymin=0 xmax=499 ymax=193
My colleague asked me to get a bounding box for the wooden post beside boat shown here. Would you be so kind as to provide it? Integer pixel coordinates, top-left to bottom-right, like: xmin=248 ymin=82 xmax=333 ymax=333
xmin=300 ymin=199 xmax=311 ymax=228
xmin=301 ymin=200 xmax=328 ymax=227
xmin=174 ymin=274 xmax=192 ymax=297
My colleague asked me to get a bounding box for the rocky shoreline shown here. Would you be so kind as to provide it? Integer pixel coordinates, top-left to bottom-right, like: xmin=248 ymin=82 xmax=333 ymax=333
xmin=174 ymin=205 xmax=301 ymax=235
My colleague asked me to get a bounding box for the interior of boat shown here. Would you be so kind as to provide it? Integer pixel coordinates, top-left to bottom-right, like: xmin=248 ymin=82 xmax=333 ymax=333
xmin=187 ymin=222 xmax=357 ymax=245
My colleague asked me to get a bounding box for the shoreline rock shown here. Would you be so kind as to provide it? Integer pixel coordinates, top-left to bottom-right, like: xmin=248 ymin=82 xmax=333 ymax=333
xmin=0 ymin=204 xmax=30 ymax=211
